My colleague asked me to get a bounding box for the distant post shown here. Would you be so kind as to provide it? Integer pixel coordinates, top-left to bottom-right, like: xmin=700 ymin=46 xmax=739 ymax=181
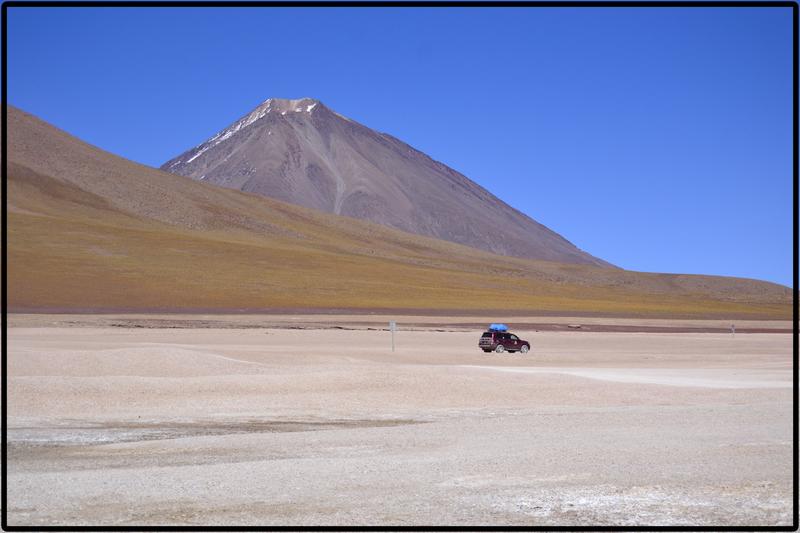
xmin=731 ymin=323 xmax=735 ymax=337
xmin=389 ymin=321 xmax=397 ymax=352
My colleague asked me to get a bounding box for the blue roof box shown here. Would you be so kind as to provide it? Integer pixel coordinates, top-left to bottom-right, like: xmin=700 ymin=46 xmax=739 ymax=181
xmin=488 ymin=323 xmax=508 ymax=332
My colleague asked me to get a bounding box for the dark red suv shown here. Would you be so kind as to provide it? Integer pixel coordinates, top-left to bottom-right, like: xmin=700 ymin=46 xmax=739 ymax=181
xmin=479 ymin=330 xmax=531 ymax=353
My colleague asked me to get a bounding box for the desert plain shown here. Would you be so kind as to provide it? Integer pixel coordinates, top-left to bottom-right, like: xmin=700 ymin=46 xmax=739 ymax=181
xmin=5 ymin=313 xmax=795 ymax=526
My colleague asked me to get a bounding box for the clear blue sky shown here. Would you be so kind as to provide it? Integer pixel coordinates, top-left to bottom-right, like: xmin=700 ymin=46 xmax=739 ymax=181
xmin=7 ymin=6 xmax=794 ymax=286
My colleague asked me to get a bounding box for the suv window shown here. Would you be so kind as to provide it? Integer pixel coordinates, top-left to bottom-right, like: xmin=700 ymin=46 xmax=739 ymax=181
xmin=481 ymin=332 xmax=493 ymax=338
xmin=510 ymin=335 xmax=519 ymax=341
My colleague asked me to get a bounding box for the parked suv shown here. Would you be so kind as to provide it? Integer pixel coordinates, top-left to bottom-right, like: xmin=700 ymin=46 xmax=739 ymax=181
xmin=479 ymin=329 xmax=530 ymax=354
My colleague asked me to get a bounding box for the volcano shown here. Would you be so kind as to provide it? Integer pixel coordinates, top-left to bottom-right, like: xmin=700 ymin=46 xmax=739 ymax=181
xmin=162 ymin=97 xmax=611 ymax=267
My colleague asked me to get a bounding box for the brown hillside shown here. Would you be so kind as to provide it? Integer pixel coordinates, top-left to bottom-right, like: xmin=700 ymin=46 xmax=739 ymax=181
xmin=7 ymin=106 xmax=791 ymax=318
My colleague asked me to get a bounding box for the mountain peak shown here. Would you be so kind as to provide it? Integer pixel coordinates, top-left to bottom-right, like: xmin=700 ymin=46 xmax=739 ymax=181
xmin=257 ymin=97 xmax=320 ymax=115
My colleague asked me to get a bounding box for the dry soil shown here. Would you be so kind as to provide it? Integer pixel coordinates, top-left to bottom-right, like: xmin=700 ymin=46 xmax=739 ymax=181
xmin=5 ymin=315 xmax=794 ymax=526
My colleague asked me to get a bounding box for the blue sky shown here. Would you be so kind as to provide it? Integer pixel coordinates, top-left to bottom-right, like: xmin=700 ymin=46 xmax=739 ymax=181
xmin=7 ymin=6 xmax=794 ymax=286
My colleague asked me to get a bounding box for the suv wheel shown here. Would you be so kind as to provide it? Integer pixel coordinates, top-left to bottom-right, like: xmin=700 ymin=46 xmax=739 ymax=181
xmin=520 ymin=345 xmax=529 ymax=354
xmin=495 ymin=345 xmax=505 ymax=353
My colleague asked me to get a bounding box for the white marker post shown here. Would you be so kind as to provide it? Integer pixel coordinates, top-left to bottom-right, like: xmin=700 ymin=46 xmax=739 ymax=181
xmin=389 ymin=321 xmax=397 ymax=352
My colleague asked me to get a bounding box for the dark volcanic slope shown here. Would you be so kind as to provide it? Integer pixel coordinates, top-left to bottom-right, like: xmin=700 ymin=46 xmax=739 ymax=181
xmin=162 ymin=98 xmax=611 ymax=267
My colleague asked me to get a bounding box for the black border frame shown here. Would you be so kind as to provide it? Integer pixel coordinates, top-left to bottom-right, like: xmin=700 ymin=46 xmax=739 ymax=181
xmin=1 ymin=1 xmax=797 ymax=531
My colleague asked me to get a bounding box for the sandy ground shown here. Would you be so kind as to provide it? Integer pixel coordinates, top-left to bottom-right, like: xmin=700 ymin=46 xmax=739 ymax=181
xmin=9 ymin=313 xmax=793 ymax=332
xmin=5 ymin=316 xmax=794 ymax=526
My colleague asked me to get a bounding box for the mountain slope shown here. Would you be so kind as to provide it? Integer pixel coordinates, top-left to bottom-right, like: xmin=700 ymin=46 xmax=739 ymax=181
xmin=162 ymin=98 xmax=612 ymax=267
xmin=8 ymin=106 xmax=791 ymax=317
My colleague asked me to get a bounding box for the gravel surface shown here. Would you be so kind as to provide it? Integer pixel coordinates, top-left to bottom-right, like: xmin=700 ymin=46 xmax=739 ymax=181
xmin=6 ymin=319 xmax=793 ymax=526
